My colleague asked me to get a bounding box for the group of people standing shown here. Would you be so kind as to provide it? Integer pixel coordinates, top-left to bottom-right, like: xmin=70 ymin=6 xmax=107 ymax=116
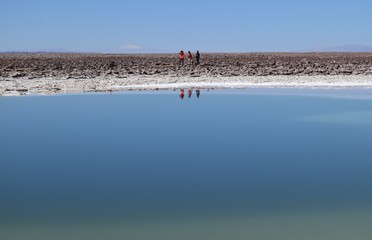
xmin=179 ymin=89 xmax=200 ymax=99
xmin=178 ymin=50 xmax=201 ymax=99
xmin=179 ymin=50 xmax=200 ymax=66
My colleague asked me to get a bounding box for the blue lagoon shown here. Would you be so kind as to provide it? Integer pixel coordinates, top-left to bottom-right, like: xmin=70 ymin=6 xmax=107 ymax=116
xmin=1 ymin=89 xmax=372 ymax=240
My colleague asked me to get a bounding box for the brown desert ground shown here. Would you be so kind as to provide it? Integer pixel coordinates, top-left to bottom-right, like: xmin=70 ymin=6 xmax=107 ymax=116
xmin=1 ymin=52 xmax=372 ymax=96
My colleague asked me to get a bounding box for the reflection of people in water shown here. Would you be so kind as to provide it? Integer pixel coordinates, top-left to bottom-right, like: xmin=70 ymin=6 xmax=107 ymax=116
xmin=188 ymin=89 xmax=192 ymax=98
xmin=196 ymin=89 xmax=200 ymax=98
xmin=179 ymin=89 xmax=185 ymax=99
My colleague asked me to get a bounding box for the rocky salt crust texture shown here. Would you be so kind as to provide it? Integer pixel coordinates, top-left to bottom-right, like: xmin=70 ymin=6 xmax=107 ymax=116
xmin=1 ymin=53 xmax=372 ymax=96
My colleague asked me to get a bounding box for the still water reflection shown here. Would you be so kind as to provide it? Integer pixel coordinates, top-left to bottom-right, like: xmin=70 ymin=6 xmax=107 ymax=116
xmin=1 ymin=89 xmax=372 ymax=240
xmin=180 ymin=88 xmax=201 ymax=99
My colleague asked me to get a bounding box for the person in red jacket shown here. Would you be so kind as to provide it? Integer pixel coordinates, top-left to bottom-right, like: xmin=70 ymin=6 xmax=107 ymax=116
xmin=187 ymin=51 xmax=193 ymax=65
xmin=179 ymin=89 xmax=185 ymax=99
xmin=188 ymin=89 xmax=192 ymax=98
xmin=179 ymin=50 xmax=185 ymax=66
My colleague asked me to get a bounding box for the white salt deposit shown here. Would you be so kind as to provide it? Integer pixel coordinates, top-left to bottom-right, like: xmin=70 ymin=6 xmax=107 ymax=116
xmin=1 ymin=75 xmax=372 ymax=96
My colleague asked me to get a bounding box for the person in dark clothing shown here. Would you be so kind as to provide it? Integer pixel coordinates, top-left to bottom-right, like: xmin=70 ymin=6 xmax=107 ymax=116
xmin=196 ymin=89 xmax=200 ymax=98
xmin=195 ymin=51 xmax=200 ymax=65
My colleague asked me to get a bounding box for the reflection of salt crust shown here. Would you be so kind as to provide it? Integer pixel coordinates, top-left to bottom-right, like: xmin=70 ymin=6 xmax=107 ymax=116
xmin=2 ymin=75 xmax=372 ymax=96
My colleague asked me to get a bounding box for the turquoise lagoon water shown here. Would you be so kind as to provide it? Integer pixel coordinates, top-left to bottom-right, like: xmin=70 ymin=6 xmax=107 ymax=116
xmin=1 ymin=89 xmax=372 ymax=240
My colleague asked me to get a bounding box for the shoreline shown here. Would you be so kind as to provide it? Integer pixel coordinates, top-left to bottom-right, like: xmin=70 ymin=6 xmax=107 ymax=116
xmin=2 ymin=75 xmax=372 ymax=96
xmin=2 ymin=52 xmax=372 ymax=96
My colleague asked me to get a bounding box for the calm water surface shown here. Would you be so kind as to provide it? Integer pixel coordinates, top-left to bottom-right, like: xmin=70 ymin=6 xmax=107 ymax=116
xmin=1 ymin=89 xmax=372 ymax=240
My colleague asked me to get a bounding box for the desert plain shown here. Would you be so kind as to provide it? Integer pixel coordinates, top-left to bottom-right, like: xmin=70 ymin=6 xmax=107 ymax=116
xmin=1 ymin=52 xmax=372 ymax=96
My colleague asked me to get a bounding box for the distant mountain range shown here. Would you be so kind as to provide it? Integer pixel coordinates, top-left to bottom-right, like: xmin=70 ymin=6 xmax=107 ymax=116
xmin=1 ymin=48 xmax=79 ymax=53
xmin=297 ymin=44 xmax=372 ymax=52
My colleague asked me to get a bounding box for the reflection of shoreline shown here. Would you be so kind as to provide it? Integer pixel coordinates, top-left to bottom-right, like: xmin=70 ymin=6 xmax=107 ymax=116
xmin=3 ymin=75 xmax=372 ymax=96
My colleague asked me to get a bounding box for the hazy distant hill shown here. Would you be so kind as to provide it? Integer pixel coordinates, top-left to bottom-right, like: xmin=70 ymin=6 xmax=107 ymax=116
xmin=297 ymin=44 xmax=372 ymax=52
xmin=2 ymin=48 xmax=73 ymax=53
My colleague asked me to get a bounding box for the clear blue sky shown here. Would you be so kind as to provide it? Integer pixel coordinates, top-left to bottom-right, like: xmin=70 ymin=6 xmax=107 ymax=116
xmin=1 ymin=0 xmax=371 ymax=53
